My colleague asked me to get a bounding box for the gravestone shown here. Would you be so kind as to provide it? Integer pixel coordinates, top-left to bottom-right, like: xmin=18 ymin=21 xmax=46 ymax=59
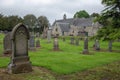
xmin=108 ymin=40 xmax=112 ymax=52
xmin=29 ymin=35 xmax=35 ymax=50
xmin=47 ymin=29 xmax=51 ymax=43
xmin=53 ymin=35 xmax=59 ymax=51
xmin=94 ymin=40 xmax=100 ymax=50
xmin=70 ymin=36 xmax=75 ymax=44
xmin=75 ymin=38 xmax=79 ymax=46
xmin=36 ymin=39 xmax=40 ymax=48
xmin=3 ymin=32 xmax=12 ymax=55
xmin=82 ymin=37 xmax=89 ymax=54
xmin=8 ymin=23 xmax=32 ymax=74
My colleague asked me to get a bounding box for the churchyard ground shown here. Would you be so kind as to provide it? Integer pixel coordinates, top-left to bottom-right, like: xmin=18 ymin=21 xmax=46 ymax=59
xmin=0 ymin=33 xmax=120 ymax=80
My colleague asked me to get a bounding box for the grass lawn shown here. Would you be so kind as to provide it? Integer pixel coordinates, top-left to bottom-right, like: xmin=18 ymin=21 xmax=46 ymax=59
xmin=0 ymin=34 xmax=120 ymax=80
xmin=0 ymin=33 xmax=120 ymax=76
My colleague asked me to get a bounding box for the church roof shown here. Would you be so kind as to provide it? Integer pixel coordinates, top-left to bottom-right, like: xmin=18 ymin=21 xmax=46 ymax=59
xmin=56 ymin=22 xmax=70 ymax=32
xmin=52 ymin=18 xmax=93 ymax=27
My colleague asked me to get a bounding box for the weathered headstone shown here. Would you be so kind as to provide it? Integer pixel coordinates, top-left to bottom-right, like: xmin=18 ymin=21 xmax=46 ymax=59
xmin=70 ymin=36 xmax=75 ymax=44
xmin=29 ymin=35 xmax=35 ymax=50
xmin=47 ymin=29 xmax=51 ymax=43
xmin=3 ymin=32 xmax=12 ymax=55
xmin=36 ymin=39 xmax=40 ymax=48
xmin=75 ymin=38 xmax=79 ymax=46
xmin=82 ymin=37 xmax=89 ymax=54
xmin=8 ymin=23 xmax=32 ymax=74
xmin=53 ymin=35 xmax=59 ymax=51
xmin=94 ymin=40 xmax=100 ymax=50
xmin=108 ymin=40 xmax=112 ymax=52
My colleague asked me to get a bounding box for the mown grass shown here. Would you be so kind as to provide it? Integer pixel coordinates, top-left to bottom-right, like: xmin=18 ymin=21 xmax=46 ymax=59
xmin=0 ymin=33 xmax=120 ymax=75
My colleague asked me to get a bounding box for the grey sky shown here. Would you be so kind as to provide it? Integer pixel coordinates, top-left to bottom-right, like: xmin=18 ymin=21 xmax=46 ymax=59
xmin=0 ymin=0 xmax=104 ymax=24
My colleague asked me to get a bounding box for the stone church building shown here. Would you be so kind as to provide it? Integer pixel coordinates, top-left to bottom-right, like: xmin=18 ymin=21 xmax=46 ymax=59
xmin=52 ymin=14 xmax=102 ymax=37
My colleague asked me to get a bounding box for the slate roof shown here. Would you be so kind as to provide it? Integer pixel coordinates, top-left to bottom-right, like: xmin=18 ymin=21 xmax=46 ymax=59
xmin=52 ymin=18 xmax=94 ymax=32
xmin=56 ymin=22 xmax=70 ymax=32
xmin=52 ymin=18 xmax=93 ymax=27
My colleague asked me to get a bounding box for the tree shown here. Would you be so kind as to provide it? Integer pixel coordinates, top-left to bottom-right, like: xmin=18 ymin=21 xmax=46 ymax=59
xmin=73 ymin=10 xmax=90 ymax=18
xmin=91 ymin=13 xmax=100 ymax=17
xmin=23 ymin=14 xmax=37 ymax=32
xmin=102 ymin=0 xmax=120 ymax=28
xmin=0 ymin=14 xmax=23 ymax=31
xmin=37 ymin=16 xmax=49 ymax=34
xmin=7 ymin=15 xmax=23 ymax=31
xmin=96 ymin=0 xmax=120 ymax=40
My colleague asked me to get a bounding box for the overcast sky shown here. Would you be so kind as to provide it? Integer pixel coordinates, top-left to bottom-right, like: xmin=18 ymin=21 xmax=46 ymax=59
xmin=0 ymin=0 xmax=104 ymax=24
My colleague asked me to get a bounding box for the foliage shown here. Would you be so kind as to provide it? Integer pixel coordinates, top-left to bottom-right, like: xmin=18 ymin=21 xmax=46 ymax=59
xmin=0 ymin=14 xmax=23 ymax=31
xmin=96 ymin=0 xmax=120 ymax=40
xmin=38 ymin=16 xmax=49 ymax=34
xmin=73 ymin=10 xmax=90 ymax=18
xmin=23 ymin=14 xmax=37 ymax=32
xmin=90 ymin=13 xmax=100 ymax=17
xmin=0 ymin=14 xmax=50 ymax=34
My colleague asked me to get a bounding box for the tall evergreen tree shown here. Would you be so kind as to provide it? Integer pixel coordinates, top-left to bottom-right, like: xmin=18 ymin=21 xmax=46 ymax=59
xmin=96 ymin=0 xmax=120 ymax=40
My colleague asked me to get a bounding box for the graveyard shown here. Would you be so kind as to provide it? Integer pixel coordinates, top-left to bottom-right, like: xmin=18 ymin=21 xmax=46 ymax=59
xmin=0 ymin=0 xmax=120 ymax=80
xmin=0 ymin=31 xmax=120 ymax=80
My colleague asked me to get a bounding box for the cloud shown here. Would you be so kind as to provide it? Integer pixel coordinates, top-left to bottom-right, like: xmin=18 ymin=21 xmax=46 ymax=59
xmin=0 ymin=0 xmax=104 ymax=24
xmin=1 ymin=0 xmax=15 ymax=6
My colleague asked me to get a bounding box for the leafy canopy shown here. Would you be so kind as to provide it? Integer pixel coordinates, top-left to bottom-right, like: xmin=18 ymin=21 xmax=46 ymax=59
xmin=73 ymin=10 xmax=90 ymax=18
xmin=96 ymin=0 xmax=120 ymax=40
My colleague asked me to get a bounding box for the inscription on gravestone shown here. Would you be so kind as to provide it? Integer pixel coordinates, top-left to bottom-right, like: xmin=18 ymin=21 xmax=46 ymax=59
xmin=8 ymin=23 xmax=32 ymax=74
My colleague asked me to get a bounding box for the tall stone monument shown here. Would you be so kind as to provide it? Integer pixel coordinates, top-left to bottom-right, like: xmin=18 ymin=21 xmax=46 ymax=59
xmin=47 ymin=29 xmax=51 ymax=43
xmin=8 ymin=23 xmax=32 ymax=74
xmin=53 ymin=28 xmax=59 ymax=51
xmin=82 ymin=37 xmax=89 ymax=54
xmin=3 ymin=32 xmax=12 ymax=55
